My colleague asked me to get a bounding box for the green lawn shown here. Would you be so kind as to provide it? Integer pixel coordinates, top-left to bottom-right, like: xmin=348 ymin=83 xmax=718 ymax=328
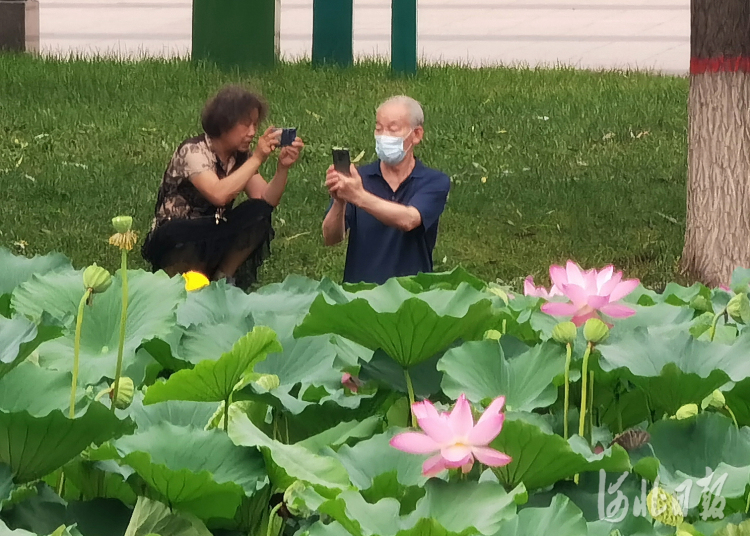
xmin=0 ymin=54 xmax=689 ymax=291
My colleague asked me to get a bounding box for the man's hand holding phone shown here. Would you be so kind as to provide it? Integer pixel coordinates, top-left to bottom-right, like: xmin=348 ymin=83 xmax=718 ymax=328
xmin=326 ymin=163 xmax=363 ymax=204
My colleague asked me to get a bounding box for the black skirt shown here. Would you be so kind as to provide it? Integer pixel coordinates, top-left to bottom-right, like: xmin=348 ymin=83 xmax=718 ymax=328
xmin=141 ymin=199 xmax=275 ymax=290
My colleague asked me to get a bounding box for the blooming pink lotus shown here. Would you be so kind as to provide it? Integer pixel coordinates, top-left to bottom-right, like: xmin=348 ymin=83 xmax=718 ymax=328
xmin=389 ymin=394 xmax=512 ymax=477
xmin=529 ymin=261 xmax=640 ymax=326
xmin=524 ymin=276 xmax=563 ymax=299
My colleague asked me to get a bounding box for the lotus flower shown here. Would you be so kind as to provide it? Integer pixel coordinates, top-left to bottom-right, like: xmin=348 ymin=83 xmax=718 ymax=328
xmin=535 ymin=261 xmax=639 ymax=326
xmin=389 ymin=394 xmax=512 ymax=477
xmin=341 ymin=373 xmax=361 ymax=393
xmin=524 ymin=275 xmax=563 ymax=299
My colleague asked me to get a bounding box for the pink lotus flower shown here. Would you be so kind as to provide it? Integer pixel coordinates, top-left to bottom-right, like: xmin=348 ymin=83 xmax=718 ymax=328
xmin=524 ymin=275 xmax=563 ymax=299
xmin=389 ymin=394 xmax=512 ymax=477
xmin=536 ymin=261 xmax=640 ymax=326
xmin=341 ymin=373 xmax=361 ymax=393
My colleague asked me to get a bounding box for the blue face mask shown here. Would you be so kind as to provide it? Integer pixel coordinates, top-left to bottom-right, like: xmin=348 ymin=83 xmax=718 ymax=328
xmin=375 ymin=130 xmax=413 ymax=165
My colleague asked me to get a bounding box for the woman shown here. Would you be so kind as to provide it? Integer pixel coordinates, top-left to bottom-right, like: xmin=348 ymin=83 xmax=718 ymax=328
xmin=141 ymin=84 xmax=303 ymax=289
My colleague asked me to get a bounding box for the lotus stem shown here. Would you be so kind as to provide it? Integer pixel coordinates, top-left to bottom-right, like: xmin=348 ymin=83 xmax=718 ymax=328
xmin=70 ymin=288 xmax=92 ymax=419
xmin=267 ymin=502 xmax=283 ymax=536
xmin=725 ymin=404 xmax=739 ymax=429
xmin=578 ymin=343 xmax=593 ymax=441
xmin=404 ymin=368 xmax=416 ymax=427
xmin=746 ymin=489 xmax=750 ymax=514
xmin=563 ymin=342 xmax=572 ymax=440
xmin=111 ymin=249 xmax=128 ymax=413
xmin=588 ymin=371 xmax=595 ymax=441
xmin=709 ymin=310 xmax=722 ymax=342
xmin=223 ymin=397 xmax=230 ymax=432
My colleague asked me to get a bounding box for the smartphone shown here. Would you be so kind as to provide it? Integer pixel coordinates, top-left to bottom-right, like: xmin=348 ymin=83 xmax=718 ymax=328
xmin=279 ymin=128 xmax=297 ymax=147
xmin=332 ymin=147 xmax=351 ymax=175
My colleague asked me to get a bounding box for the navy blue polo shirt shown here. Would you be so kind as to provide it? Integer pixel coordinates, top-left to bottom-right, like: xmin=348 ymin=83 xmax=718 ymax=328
xmin=328 ymin=159 xmax=451 ymax=285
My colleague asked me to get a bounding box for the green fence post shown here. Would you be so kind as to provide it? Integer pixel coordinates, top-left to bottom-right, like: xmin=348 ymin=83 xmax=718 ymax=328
xmin=391 ymin=0 xmax=417 ymax=75
xmin=192 ymin=0 xmax=278 ymax=70
xmin=312 ymin=0 xmax=353 ymax=66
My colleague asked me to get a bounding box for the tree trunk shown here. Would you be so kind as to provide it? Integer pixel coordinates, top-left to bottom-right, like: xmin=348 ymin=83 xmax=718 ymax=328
xmin=681 ymin=0 xmax=750 ymax=288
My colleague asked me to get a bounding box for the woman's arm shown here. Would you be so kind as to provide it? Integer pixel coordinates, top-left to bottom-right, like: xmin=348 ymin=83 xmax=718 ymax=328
xmin=189 ymin=126 xmax=279 ymax=207
xmin=244 ymin=137 xmax=304 ymax=207
xmin=191 ymin=153 xmax=265 ymax=207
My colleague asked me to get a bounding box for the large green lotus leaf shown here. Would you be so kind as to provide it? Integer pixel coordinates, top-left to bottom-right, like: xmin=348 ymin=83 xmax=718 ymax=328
xmin=12 ymin=269 xmax=186 ymax=386
xmin=333 ymin=430 xmax=427 ymax=492
xmin=0 ymin=248 xmax=73 ymax=296
xmin=128 ymin=396 xmax=219 ymax=430
xmin=358 ymin=349 xmax=443 ymax=398
xmin=647 ymin=412 xmax=750 ymax=510
xmin=492 ymin=494 xmax=587 ymax=536
xmin=345 ymin=267 xmax=487 ymax=294
xmin=143 ymin=326 xmax=281 ymax=404
xmin=245 ymin=275 xmax=347 ymax=320
xmin=723 ymin=379 xmax=750 ymax=427
xmin=299 ymin=416 xmax=383 ymax=454
xmin=109 ymin=422 xmax=267 ymax=521
xmin=228 ymin=409 xmax=350 ymax=496
xmin=124 ymin=496 xmax=212 ymax=536
xmin=61 ymin=459 xmax=137 ymax=506
xmin=169 ymin=281 xmax=256 ymax=364
xmin=0 ymin=362 xmax=133 ymax=482
xmin=312 ymin=480 xmax=520 ymax=536
xmin=597 ymin=329 xmax=750 ymax=416
xmin=0 ymin=315 xmax=62 ymax=379
xmin=293 ymin=279 xmax=499 ymax=368
xmin=490 ymin=413 xmax=630 ymax=491
xmin=438 ymin=339 xmax=565 ymax=412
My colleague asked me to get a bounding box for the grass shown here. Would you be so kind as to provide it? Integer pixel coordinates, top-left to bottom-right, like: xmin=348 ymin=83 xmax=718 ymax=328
xmin=0 ymin=54 xmax=689 ymax=291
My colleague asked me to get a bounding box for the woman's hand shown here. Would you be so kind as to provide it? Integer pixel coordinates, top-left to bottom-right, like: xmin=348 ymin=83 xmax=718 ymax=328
xmin=254 ymin=126 xmax=282 ymax=162
xmin=278 ymin=137 xmax=305 ymax=169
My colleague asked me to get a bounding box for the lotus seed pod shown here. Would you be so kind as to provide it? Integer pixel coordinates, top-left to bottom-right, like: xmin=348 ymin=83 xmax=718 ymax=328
xmin=83 ymin=263 xmax=112 ymax=293
xmin=551 ymin=321 xmax=577 ymax=344
xmin=483 ymin=329 xmax=503 ymax=341
xmin=112 ymin=215 xmax=133 ymax=233
xmin=583 ymin=318 xmax=609 ymax=344
xmin=727 ymin=293 xmax=750 ymax=324
xmin=674 ymin=403 xmax=698 ymax=420
xmin=183 ymin=271 xmax=210 ymax=291
xmin=701 ymin=389 xmax=726 ymax=410
xmin=109 ymin=377 xmax=135 ymax=409
xmin=646 ymin=486 xmax=683 ymax=526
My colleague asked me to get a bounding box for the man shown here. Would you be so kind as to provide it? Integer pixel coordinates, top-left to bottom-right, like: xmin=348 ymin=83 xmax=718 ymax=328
xmin=322 ymin=95 xmax=451 ymax=284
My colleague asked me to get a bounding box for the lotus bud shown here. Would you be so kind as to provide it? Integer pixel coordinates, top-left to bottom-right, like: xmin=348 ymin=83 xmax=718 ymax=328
xmin=83 ymin=263 xmax=112 ymax=294
xmin=727 ymin=293 xmax=750 ymax=324
xmin=183 ymin=271 xmax=210 ymax=291
xmin=583 ymin=318 xmax=609 ymax=344
xmin=483 ymin=329 xmax=502 ymax=341
xmin=283 ymin=480 xmax=311 ymax=518
xmin=255 ymin=373 xmax=280 ymax=391
xmin=673 ymin=403 xmax=698 ymax=420
xmin=112 ymin=216 xmax=133 ymax=233
xmin=551 ymin=321 xmax=577 ymax=344
xmin=701 ymin=389 xmax=726 ymax=410
xmin=108 ymin=377 xmax=135 ymax=409
xmin=646 ymin=486 xmax=683 ymax=527
xmin=689 ymin=295 xmax=712 ymax=313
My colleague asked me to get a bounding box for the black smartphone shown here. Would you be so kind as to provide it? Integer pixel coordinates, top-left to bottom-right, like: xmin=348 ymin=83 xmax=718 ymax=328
xmin=332 ymin=147 xmax=351 ymax=175
xmin=279 ymin=128 xmax=297 ymax=147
